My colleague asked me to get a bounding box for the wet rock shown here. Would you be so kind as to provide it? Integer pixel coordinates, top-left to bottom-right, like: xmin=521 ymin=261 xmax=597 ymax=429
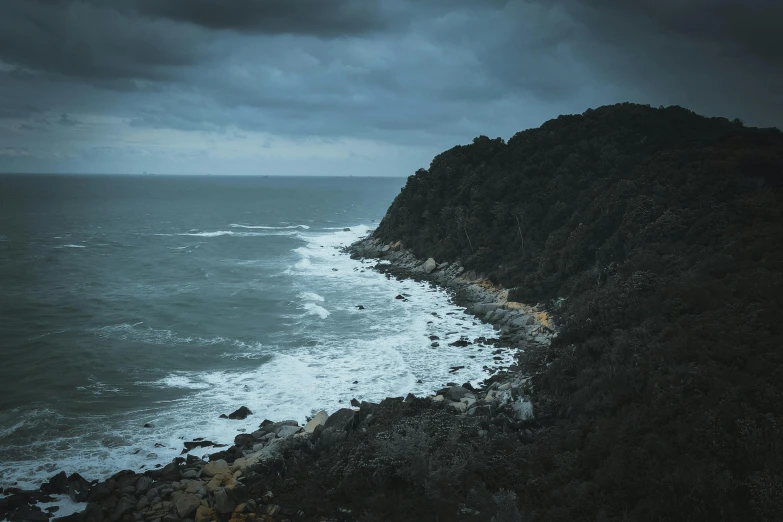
xmin=395 ymin=294 xmax=405 ymax=300
xmin=429 ymin=335 xmax=439 ymax=341
xmin=40 ymin=471 xmax=68 ymax=495
xmin=227 ymin=406 xmax=252 ymax=420
xmin=304 ymin=411 xmax=328 ymax=433
xmin=343 ymin=228 xmax=351 ymax=231
xmin=86 ymin=481 xmax=115 ymax=503
xmin=150 ymin=462 xmax=181 ymax=482
xmin=10 ymin=504 xmax=49 ymax=522
xmin=449 ymin=339 xmax=470 ymax=347
xmin=404 ymin=393 xmax=416 ymax=402
xmin=449 ymin=366 xmax=465 ymax=373
xmin=143 ymin=423 xmax=153 ymax=428
xmin=219 ymin=414 xmax=228 ymax=419
xmin=182 ymin=440 xmax=215 ymax=453
xmin=233 ymin=434 xmax=254 ymax=448
xmin=323 ymin=408 xmax=355 ymax=432
xmin=185 ymin=454 xmax=205 ymax=467
xmin=350 ymin=398 xmax=360 ymax=407
xmin=67 ymin=472 xmax=91 ymax=502
xmin=356 ymin=305 xmax=364 ymax=310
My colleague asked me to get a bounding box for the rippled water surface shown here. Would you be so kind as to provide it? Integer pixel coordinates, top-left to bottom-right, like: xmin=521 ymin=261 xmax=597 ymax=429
xmin=0 ymin=175 xmax=509 ymax=487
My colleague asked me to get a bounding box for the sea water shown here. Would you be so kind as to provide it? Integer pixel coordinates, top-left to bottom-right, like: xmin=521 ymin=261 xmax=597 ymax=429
xmin=0 ymin=175 xmax=510 ymax=488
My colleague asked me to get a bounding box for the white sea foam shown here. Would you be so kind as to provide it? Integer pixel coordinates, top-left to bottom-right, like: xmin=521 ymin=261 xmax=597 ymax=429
xmin=177 ymin=231 xmax=235 ymax=237
xmin=302 ymin=302 xmax=330 ymax=319
xmin=229 ymin=224 xmax=310 ymax=230
xmin=60 ymin=244 xmax=86 ymax=248
xmin=0 ymin=223 xmax=516 ymax=490
xmin=298 ymin=291 xmax=325 ymax=302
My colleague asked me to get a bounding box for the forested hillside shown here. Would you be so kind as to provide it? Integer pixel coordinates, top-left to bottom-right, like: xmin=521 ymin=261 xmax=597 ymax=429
xmin=373 ymin=103 xmax=783 ymax=519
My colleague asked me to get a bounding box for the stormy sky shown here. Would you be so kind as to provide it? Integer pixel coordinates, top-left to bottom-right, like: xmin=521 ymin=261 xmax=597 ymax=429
xmin=1 ymin=0 xmax=781 ymax=176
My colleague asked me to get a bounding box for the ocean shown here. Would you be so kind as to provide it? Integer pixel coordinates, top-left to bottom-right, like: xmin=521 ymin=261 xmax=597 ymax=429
xmin=0 ymin=175 xmax=508 ymax=489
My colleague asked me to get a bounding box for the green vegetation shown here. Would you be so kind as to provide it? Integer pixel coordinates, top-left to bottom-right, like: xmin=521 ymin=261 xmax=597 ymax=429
xmin=369 ymin=103 xmax=783 ymax=520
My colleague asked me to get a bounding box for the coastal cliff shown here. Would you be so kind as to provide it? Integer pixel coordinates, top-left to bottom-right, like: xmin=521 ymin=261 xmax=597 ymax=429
xmin=356 ymin=103 xmax=783 ymax=520
xmin=4 ymin=103 xmax=783 ymax=522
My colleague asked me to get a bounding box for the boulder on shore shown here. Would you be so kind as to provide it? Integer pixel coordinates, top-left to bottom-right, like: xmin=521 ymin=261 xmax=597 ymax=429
xmin=323 ymin=408 xmax=355 ymax=433
xmin=421 ymin=258 xmax=437 ymax=274
xmin=227 ymin=406 xmax=252 ymax=420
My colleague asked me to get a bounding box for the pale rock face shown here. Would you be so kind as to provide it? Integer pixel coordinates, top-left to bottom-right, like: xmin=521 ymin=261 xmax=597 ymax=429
xmin=304 ymin=410 xmax=329 ymax=433
xmin=512 ymin=399 xmax=535 ymax=421
xmin=172 ymin=492 xmax=202 ymax=518
xmin=421 ymin=257 xmax=438 ymax=274
xmin=201 ymin=460 xmax=229 ymax=478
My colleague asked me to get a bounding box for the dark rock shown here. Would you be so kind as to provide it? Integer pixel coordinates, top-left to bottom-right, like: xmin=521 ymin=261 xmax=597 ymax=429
xmin=356 ymin=305 xmax=364 ymax=310
xmin=395 ymin=294 xmax=405 ymax=300
xmin=135 ymin=476 xmax=153 ymax=496
xmin=350 ymin=398 xmax=360 ymax=407
xmin=322 ymin=408 xmax=355 ymax=433
xmin=462 ymin=382 xmax=475 ymax=391
xmin=143 ymin=423 xmax=152 ymax=428
xmin=259 ymin=419 xmax=274 ymax=428
xmin=314 ymin=427 xmax=347 ymax=452
xmin=146 ymin=462 xmax=180 ymax=482
xmin=109 ymin=495 xmax=136 ymax=522
xmin=358 ymin=401 xmax=379 ymax=424
xmin=67 ymin=473 xmax=91 ymax=502
xmin=259 ymin=420 xmax=298 ymax=435
xmin=449 ymin=339 xmax=470 ymax=347
xmin=213 ymin=489 xmax=235 ymax=514
xmin=380 ymin=397 xmax=404 ymax=406
xmin=40 ymin=471 xmax=68 ymax=495
xmin=444 ymin=386 xmax=473 ymax=402
xmin=431 ymin=342 xmax=439 ymax=347
xmin=227 ymin=406 xmax=252 ymax=420
xmin=86 ymin=481 xmax=115 ymax=503
xmin=185 ymin=454 xmax=205 ymax=467
xmin=81 ymin=502 xmax=105 ymax=522
xmin=10 ymin=504 xmax=49 ymax=522
xmin=218 ymin=414 xmax=228 ymax=419
xmin=404 ymin=393 xmax=416 ymax=402
xmin=449 ymin=366 xmax=465 ymax=373
xmin=417 ymin=379 xmax=423 ymax=384
xmin=353 ymin=380 xmax=358 ymax=384
xmin=233 ymin=434 xmax=255 ymax=448
xmin=429 ymin=335 xmax=440 ymax=340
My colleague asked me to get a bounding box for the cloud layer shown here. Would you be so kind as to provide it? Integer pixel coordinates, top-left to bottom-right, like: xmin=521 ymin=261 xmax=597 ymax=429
xmin=0 ymin=0 xmax=780 ymax=175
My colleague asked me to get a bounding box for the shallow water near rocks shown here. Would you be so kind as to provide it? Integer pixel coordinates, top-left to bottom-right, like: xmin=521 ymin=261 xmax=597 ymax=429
xmin=0 ymin=175 xmax=513 ymax=488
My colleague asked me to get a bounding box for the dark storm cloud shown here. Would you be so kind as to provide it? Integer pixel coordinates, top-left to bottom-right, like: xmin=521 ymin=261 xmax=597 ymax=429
xmin=0 ymin=0 xmax=781 ymax=175
xmin=133 ymin=0 xmax=392 ymax=36
xmin=0 ymin=0 xmax=208 ymax=81
xmin=567 ymin=0 xmax=783 ymax=61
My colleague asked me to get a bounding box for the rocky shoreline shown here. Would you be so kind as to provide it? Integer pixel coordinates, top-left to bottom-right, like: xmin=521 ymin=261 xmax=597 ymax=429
xmin=2 ymin=234 xmax=558 ymax=522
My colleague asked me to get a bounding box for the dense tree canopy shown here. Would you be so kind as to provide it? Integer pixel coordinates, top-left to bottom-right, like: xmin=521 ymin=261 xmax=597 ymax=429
xmin=372 ymin=103 xmax=783 ymax=520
